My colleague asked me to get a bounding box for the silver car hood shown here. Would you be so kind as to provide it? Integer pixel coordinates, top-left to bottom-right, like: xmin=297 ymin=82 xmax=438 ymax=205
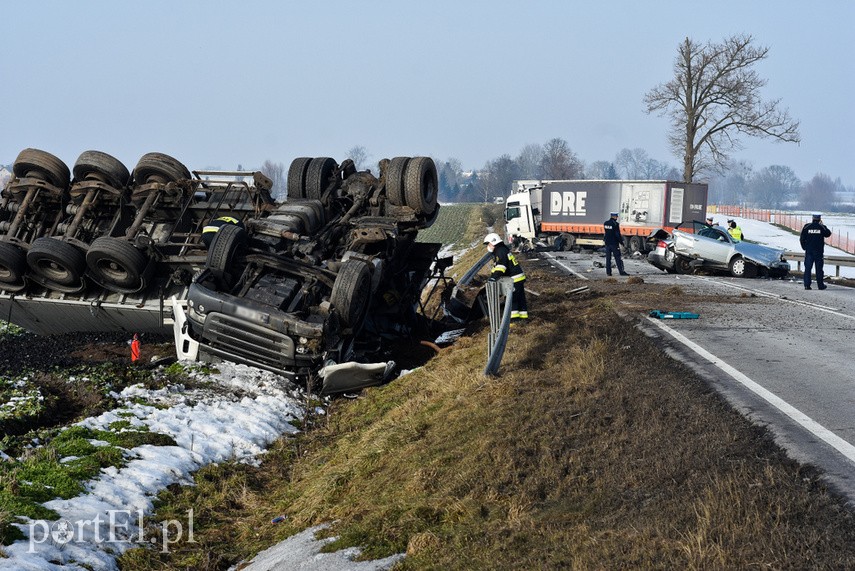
xmin=733 ymin=241 xmax=787 ymax=266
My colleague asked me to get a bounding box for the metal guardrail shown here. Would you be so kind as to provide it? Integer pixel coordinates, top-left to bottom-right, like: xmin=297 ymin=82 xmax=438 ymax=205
xmin=785 ymin=252 xmax=855 ymax=277
xmin=484 ymin=277 xmax=514 ymax=376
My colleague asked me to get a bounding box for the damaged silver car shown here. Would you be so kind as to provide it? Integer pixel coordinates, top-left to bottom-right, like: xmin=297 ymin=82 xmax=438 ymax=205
xmin=647 ymin=221 xmax=789 ymax=278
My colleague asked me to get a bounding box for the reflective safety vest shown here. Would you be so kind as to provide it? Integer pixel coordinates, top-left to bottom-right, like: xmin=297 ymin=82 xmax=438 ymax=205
xmin=490 ymin=243 xmax=526 ymax=282
xmin=202 ymin=216 xmax=243 ymax=246
xmin=728 ymin=226 xmax=743 ymax=240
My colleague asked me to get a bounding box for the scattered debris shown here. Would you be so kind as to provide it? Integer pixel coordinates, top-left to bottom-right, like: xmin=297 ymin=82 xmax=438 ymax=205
xmin=649 ymin=310 xmax=700 ymax=319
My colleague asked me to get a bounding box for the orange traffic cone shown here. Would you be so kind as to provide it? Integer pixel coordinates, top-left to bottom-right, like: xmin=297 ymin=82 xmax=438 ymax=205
xmin=131 ymin=333 xmax=140 ymax=363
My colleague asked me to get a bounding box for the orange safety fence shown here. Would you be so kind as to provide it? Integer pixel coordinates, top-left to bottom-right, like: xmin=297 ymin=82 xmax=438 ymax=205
xmin=710 ymin=205 xmax=855 ymax=254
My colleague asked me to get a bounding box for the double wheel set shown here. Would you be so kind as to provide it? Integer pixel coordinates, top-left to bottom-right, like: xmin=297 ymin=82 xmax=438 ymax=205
xmin=0 ymin=148 xmax=192 ymax=294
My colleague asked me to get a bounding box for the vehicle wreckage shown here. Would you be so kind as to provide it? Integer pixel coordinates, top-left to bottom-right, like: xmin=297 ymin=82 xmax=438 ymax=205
xmin=0 ymin=149 xmax=448 ymax=393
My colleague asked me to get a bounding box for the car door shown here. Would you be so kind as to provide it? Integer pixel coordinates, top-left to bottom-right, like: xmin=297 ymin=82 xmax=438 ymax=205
xmin=693 ymin=227 xmax=734 ymax=266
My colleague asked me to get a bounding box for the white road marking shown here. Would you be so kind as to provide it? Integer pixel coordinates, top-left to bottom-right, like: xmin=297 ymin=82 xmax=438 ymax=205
xmin=543 ymin=252 xmax=589 ymax=280
xmin=646 ymin=316 xmax=855 ymax=465
xmin=688 ymin=275 xmax=855 ymax=321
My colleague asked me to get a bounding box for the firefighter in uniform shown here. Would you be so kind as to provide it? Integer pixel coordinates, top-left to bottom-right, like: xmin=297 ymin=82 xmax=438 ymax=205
xmin=603 ymin=212 xmax=628 ymax=276
xmin=484 ymin=233 xmax=528 ymax=322
xmin=201 ymin=216 xmax=245 ymax=247
xmin=800 ymin=212 xmax=832 ymax=290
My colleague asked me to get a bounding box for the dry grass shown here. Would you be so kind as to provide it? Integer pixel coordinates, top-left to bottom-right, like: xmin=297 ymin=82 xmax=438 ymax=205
xmin=119 ymin=255 xmax=855 ymax=570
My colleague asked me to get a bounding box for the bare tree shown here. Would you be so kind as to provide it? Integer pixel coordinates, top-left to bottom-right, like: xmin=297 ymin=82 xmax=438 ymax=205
xmin=516 ymin=143 xmax=544 ymax=179
xmin=615 ymin=148 xmax=649 ymax=179
xmin=644 ymin=34 xmax=800 ymax=182
xmin=260 ymin=160 xmax=286 ymax=200
xmin=346 ymin=145 xmax=370 ymax=172
xmin=748 ymin=165 xmax=801 ymax=209
xmin=540 ymin=138 xmax=583 ymax=179
xmin=800 ymin=173 xmax=836 ymax=212
xmin=586 ymin=160 xmax=618 ymax=180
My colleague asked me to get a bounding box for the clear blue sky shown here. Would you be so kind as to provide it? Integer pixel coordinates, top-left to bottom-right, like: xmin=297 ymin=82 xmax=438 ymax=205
xmin=2 ymin=0 xmax=853 ymax=185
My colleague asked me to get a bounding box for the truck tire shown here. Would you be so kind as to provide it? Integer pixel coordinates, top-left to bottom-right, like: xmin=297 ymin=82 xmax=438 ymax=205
xmin=86 ymin=237 xmax=149 ymax=291
xmin=206 ymin=223 xmax=247 ymax=277
xmin=132 ymin=152 xmax=191 ymax=185
xmin=13 ymin=148 xmax=70 ymax=190
xmin=404 ymin=156 xmax=438 ymax=215
xmin=305 ymin=157 xmax=337 ymax=200
xmin=73 ymin=150 xmax=131 ymax=190
xmin=385 ymin=157 xmax=409 ymax=207
xmin=628 ymin=235 xmax=644 ymax=255
xmin=330 ymin=259 xmax=372 ymax=328
xmin=27 ymin=237 xmax=86 ymax=286
xmin=287 ymin=157 xmax=312 ymax=199
xmin=0 ymin=242 xmax=26 ymax=286
xmin=729 ymin=256 xmax=756 ymax=278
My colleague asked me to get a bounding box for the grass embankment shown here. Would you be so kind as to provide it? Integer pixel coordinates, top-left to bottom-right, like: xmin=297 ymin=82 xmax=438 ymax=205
xmin=120 ymin=208 xmax=855 ymax=570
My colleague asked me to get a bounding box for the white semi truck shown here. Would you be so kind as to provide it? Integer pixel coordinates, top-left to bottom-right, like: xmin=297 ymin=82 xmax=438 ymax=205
xmin=503 ymin=179 xmax=708 ymax=254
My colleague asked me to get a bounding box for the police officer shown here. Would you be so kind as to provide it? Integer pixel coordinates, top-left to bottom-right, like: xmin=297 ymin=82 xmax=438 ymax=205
xmin=705 ymin=216 xmax=715 ymax=226
xmin=484 ymin=233 xmax=528 ymax=322
xmin=603 ymin=212 xmax=628 ymax=276
xmin=800 ymin=213 xmax=832 ymax=290
xmin=727 ymin=219 xmax=744 ymax=241
xmin=201 ymin=216 xmax=244 ymax=247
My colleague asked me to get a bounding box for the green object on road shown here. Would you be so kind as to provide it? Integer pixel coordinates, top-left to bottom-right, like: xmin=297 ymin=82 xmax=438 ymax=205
xmin=649 ymin=310 xmax=700 ymax=319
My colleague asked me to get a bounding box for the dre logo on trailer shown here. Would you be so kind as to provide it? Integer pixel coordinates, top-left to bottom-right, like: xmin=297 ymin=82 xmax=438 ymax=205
xmin=550 ymin=191 xmax=587 ymax=217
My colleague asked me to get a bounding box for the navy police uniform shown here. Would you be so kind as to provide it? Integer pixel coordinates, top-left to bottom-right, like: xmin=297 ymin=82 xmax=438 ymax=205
xmin=799 ymin=213 xmax=832 ymax=290
xmin=603 ymin=212 xmax=627 ymax=276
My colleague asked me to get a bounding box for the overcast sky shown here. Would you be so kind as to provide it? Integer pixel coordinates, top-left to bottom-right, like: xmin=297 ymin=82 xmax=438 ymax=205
xmin=2 ymin=1 xmax=853 ymax=185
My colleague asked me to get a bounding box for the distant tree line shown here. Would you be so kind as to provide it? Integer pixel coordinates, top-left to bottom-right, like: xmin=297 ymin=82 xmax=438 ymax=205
xmin=255 ymin=137 xmax=853 ymax=212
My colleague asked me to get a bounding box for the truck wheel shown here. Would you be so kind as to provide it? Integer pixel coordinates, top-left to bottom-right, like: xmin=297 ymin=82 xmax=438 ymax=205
xmin=287 ymin=157 xmax=312 ymax=199
xmin=729 ymin=256 xmax=756 ymax=278
xmin=86 ymin=237 xmax=149 ymax=290
xmin=404 ymin=156 xmax=438 ymax=215
xmin=305 ymin=157 xmax=337 ymax=200
xmin=0 ymin=242 xmax=26 ymax=286
xmin=675 ymin=255 xmax=693 ymax=275
xmin=13 ymin=148 xmax=70 ymax=190
xmin=27 ymin=237 xmax=85 ymax=286
xmin=385 ymin=157 xmax=409 ymax=207
xmin=628 ymin=236 xmax=644 ymax=255
xmin=206 ymin=223 xmax=247 ymax=277
xmin=132 ymin=152 xmax=191 ymax=184
xmin=73 ymin=150 xmax=131 ymax=190
xmin=330 ymin=259 xmax=372 ymax=328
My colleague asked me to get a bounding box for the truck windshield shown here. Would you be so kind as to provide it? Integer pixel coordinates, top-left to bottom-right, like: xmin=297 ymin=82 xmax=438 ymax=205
xmin=506 ymin=206 xmax=520 ymax=221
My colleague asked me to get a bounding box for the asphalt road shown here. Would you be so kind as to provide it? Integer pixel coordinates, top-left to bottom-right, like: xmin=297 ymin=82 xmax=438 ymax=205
xmin=543 ymin=249 xmax=855 ymax=504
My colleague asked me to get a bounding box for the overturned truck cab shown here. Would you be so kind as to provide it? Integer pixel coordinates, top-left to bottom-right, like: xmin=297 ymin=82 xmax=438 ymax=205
xmin=173 ymin=156 xmax=441 ymax=394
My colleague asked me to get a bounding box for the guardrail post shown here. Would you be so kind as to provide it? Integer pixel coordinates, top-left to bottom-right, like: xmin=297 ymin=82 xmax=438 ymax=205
xmin=484 ymin=277 xmax=514 ymax=377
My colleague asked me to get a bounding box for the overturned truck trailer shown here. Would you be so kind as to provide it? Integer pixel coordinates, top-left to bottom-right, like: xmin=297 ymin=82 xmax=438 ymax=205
xmin=0 ymin=150 xmax=442 ymax=393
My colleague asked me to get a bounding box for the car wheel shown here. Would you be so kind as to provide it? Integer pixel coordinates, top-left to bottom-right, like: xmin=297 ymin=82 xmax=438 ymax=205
xmin=86 ymin=237 xmax=149 ymax=291
xmin=27 ymin=238 xmax=85 ymax=286
xmin=729 ymin=256 xmax=756 ymax=278
xmin=675 ymin=255 xmax=693 ymax=275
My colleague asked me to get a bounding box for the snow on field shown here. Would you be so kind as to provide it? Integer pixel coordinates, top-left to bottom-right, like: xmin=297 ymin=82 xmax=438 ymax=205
xmin=707 ymin=213 xmax=855 ymax=279
xmin=0 ymin=362 xmax=305 ymax=571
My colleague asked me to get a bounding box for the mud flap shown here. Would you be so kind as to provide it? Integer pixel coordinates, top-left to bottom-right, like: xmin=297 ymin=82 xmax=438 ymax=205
xmin=319 ymin=361 xmax=395 ymax=395
xmin=171 ymin=296 xmax=199 ymax=361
